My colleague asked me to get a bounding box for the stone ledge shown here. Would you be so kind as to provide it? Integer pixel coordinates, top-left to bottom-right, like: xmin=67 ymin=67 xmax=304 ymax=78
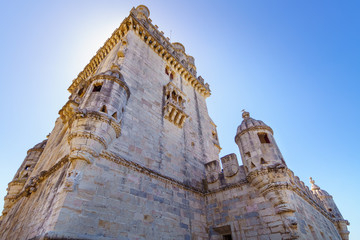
xmin=30 ymin=231 xmax=116 ymax=240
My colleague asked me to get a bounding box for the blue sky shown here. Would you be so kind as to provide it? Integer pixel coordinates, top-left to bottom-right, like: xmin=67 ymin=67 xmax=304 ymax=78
xmin=0 ymin=0 xmax=359 ymax=238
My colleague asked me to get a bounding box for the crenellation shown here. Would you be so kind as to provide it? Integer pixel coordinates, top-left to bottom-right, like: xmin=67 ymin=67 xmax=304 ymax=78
xmin=0 ymin=5 xmax=349 ymax=240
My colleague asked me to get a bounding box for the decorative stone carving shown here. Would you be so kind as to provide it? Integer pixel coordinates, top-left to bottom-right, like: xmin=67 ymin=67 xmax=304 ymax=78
xmin=68 ymin=7 xmax=210 ymax=98
xmin=163 ymin=82 xmax=188 ymax=128
xmin=64 ymin=170 xmax=81 ymax=192
xmin=68 ymin=110 xmax=121 ymax=163
xmin=134 ymin=5 xmax=150 ymax=20
xmin=68 ymin=67 xmax=130 ymax=163
xmin=221 ymin=153 xmax=239 ymax=177
xmin=59 ymin=100 xmax=79 ymax=124
xmin=284 ymin=216 xmax=299 ymax=239
xmin=204 ymin=160 xmax=220 ymax=183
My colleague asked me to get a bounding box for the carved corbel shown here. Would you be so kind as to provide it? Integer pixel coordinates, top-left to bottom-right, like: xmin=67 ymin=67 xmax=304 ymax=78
xmin=64 ymin=169 xmax=81 ymax=192
xmin=284 ymin=216 xmax=299 ymax=239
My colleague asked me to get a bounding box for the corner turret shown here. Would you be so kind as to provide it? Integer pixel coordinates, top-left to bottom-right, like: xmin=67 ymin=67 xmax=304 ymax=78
xmin=235 ymin=110 xmax=286 ymax=175
xmin=2 ymin=140 xmax=47 ymax=216
xmin=66 ymin=65 xmax=130 ymax=164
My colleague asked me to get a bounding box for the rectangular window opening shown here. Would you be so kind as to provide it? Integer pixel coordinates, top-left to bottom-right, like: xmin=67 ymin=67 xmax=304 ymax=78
xmin=92 ymin=84 xmax=102 ymax=92
xmin=258 ymin=133 xmax=270 ymax=144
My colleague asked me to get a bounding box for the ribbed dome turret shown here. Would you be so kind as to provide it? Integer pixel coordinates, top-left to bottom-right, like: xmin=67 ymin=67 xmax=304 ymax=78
xmin=236 ymin=111 xmax=273 ymax=136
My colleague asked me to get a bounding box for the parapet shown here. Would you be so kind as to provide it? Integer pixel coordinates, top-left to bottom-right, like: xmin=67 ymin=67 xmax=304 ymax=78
xmin=68 ymin=5 xmax=210 ymax=97
xmin=204 ymin=154 xmax=247 ymax=191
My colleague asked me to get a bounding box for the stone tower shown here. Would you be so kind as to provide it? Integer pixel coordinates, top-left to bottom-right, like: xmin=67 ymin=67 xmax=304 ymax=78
xmin=235 ymin=110 xmax=286 ymax=173
xmin=0 ymin=5 xmax=349 ymax=240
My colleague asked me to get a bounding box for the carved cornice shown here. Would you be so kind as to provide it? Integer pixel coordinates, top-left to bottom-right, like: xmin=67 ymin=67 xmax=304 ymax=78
xmin=129 ymin=15 xmax=210 ymax=97
xmin=59 ymin=100 xmax=79 ymax=124
xmin=260 ymin=181 xmax=292 ymax=195
xmin=246 ymin=164 xmax=287 ymax=182
xmin=89 ymin=74 xmax=130 ymax=99
xmin=68 ymin=132 xmax=107 ymax=150
xmin=71 ymin=111 xmax=122 ymax=138
xmin=68 ymin=11 xmax=210 ymax=98
xmin=101 ymin=152 xmax=204 ymax=195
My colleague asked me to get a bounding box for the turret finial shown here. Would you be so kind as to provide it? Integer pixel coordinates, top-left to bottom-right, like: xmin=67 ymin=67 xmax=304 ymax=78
xmin=310 ymin=177 xmax=320 ymax=191
xmin=242 ymin=109 xmax=250 ymax=119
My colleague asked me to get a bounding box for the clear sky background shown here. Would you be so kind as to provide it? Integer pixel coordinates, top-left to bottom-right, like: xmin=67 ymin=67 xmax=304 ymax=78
xmin=0 ymin=0 xmax=359 ymax=238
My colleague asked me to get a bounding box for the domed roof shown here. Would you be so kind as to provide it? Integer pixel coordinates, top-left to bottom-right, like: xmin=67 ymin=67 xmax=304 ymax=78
xmin=135 ymin=5 xmax=150 ymax=18
xmin=172 ymin=42 xmax=185 ymax=52
xmin=236 ymin=111 xmax=273 ymax=136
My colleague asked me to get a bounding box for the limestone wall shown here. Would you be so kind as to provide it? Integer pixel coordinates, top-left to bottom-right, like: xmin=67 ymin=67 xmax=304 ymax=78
xmin=291 ymin=192 xmax=342 ymax=240
xmin=206 ymin=183 xmax=281 ymax=240
xmin=205 ymin=182 xmax=343 ymax=240
xmin=0 ymin=162 xmax=69 ymax=240
xmin=103 ymin=30 xmax=218 ymax=189
xmin=51 ymin=156 xmax=208 ymax=240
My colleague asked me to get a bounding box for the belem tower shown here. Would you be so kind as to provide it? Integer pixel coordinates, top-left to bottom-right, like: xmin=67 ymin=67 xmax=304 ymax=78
xmin=0 ymin=5 xmax=350 ymax=240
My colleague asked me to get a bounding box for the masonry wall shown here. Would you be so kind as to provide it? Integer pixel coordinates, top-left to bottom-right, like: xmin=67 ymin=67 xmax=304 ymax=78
xmin=52 ymin=156 xmax=208 ymax=240
xmin=31 ymin=120 xmax=70 ymax=173
xmin=205 ymin=183 xmax=343 ymax=240
xmin=206 ymin=183 xmax=282 ymax=240
xmin=290 ymin=192 xmax=342 ymax=240
xmin=102 ymin=30 xmax=218 ymax=189
xmin=0 ymin=163 xmax=69 ymax=240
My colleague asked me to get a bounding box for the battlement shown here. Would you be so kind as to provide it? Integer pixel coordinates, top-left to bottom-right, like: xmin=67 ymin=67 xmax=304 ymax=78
xmin=68 ymin=5 xmax=210 ymax=98
xmin=204 ymin=156 xmax=346 ymax=224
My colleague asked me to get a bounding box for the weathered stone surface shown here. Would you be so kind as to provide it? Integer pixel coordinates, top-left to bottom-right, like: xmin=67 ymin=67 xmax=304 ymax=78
xmin=0 ymin=4 xmax=349 ymax=240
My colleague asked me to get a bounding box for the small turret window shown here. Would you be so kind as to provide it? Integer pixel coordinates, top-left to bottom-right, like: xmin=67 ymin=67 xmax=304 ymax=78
xmin=24 ymin=165 xmax=30 ymax=170
xmin=92 ymin=83 xmax=102 ymax=92
xmin=258 ymin=133 xmax=270 ymax=144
